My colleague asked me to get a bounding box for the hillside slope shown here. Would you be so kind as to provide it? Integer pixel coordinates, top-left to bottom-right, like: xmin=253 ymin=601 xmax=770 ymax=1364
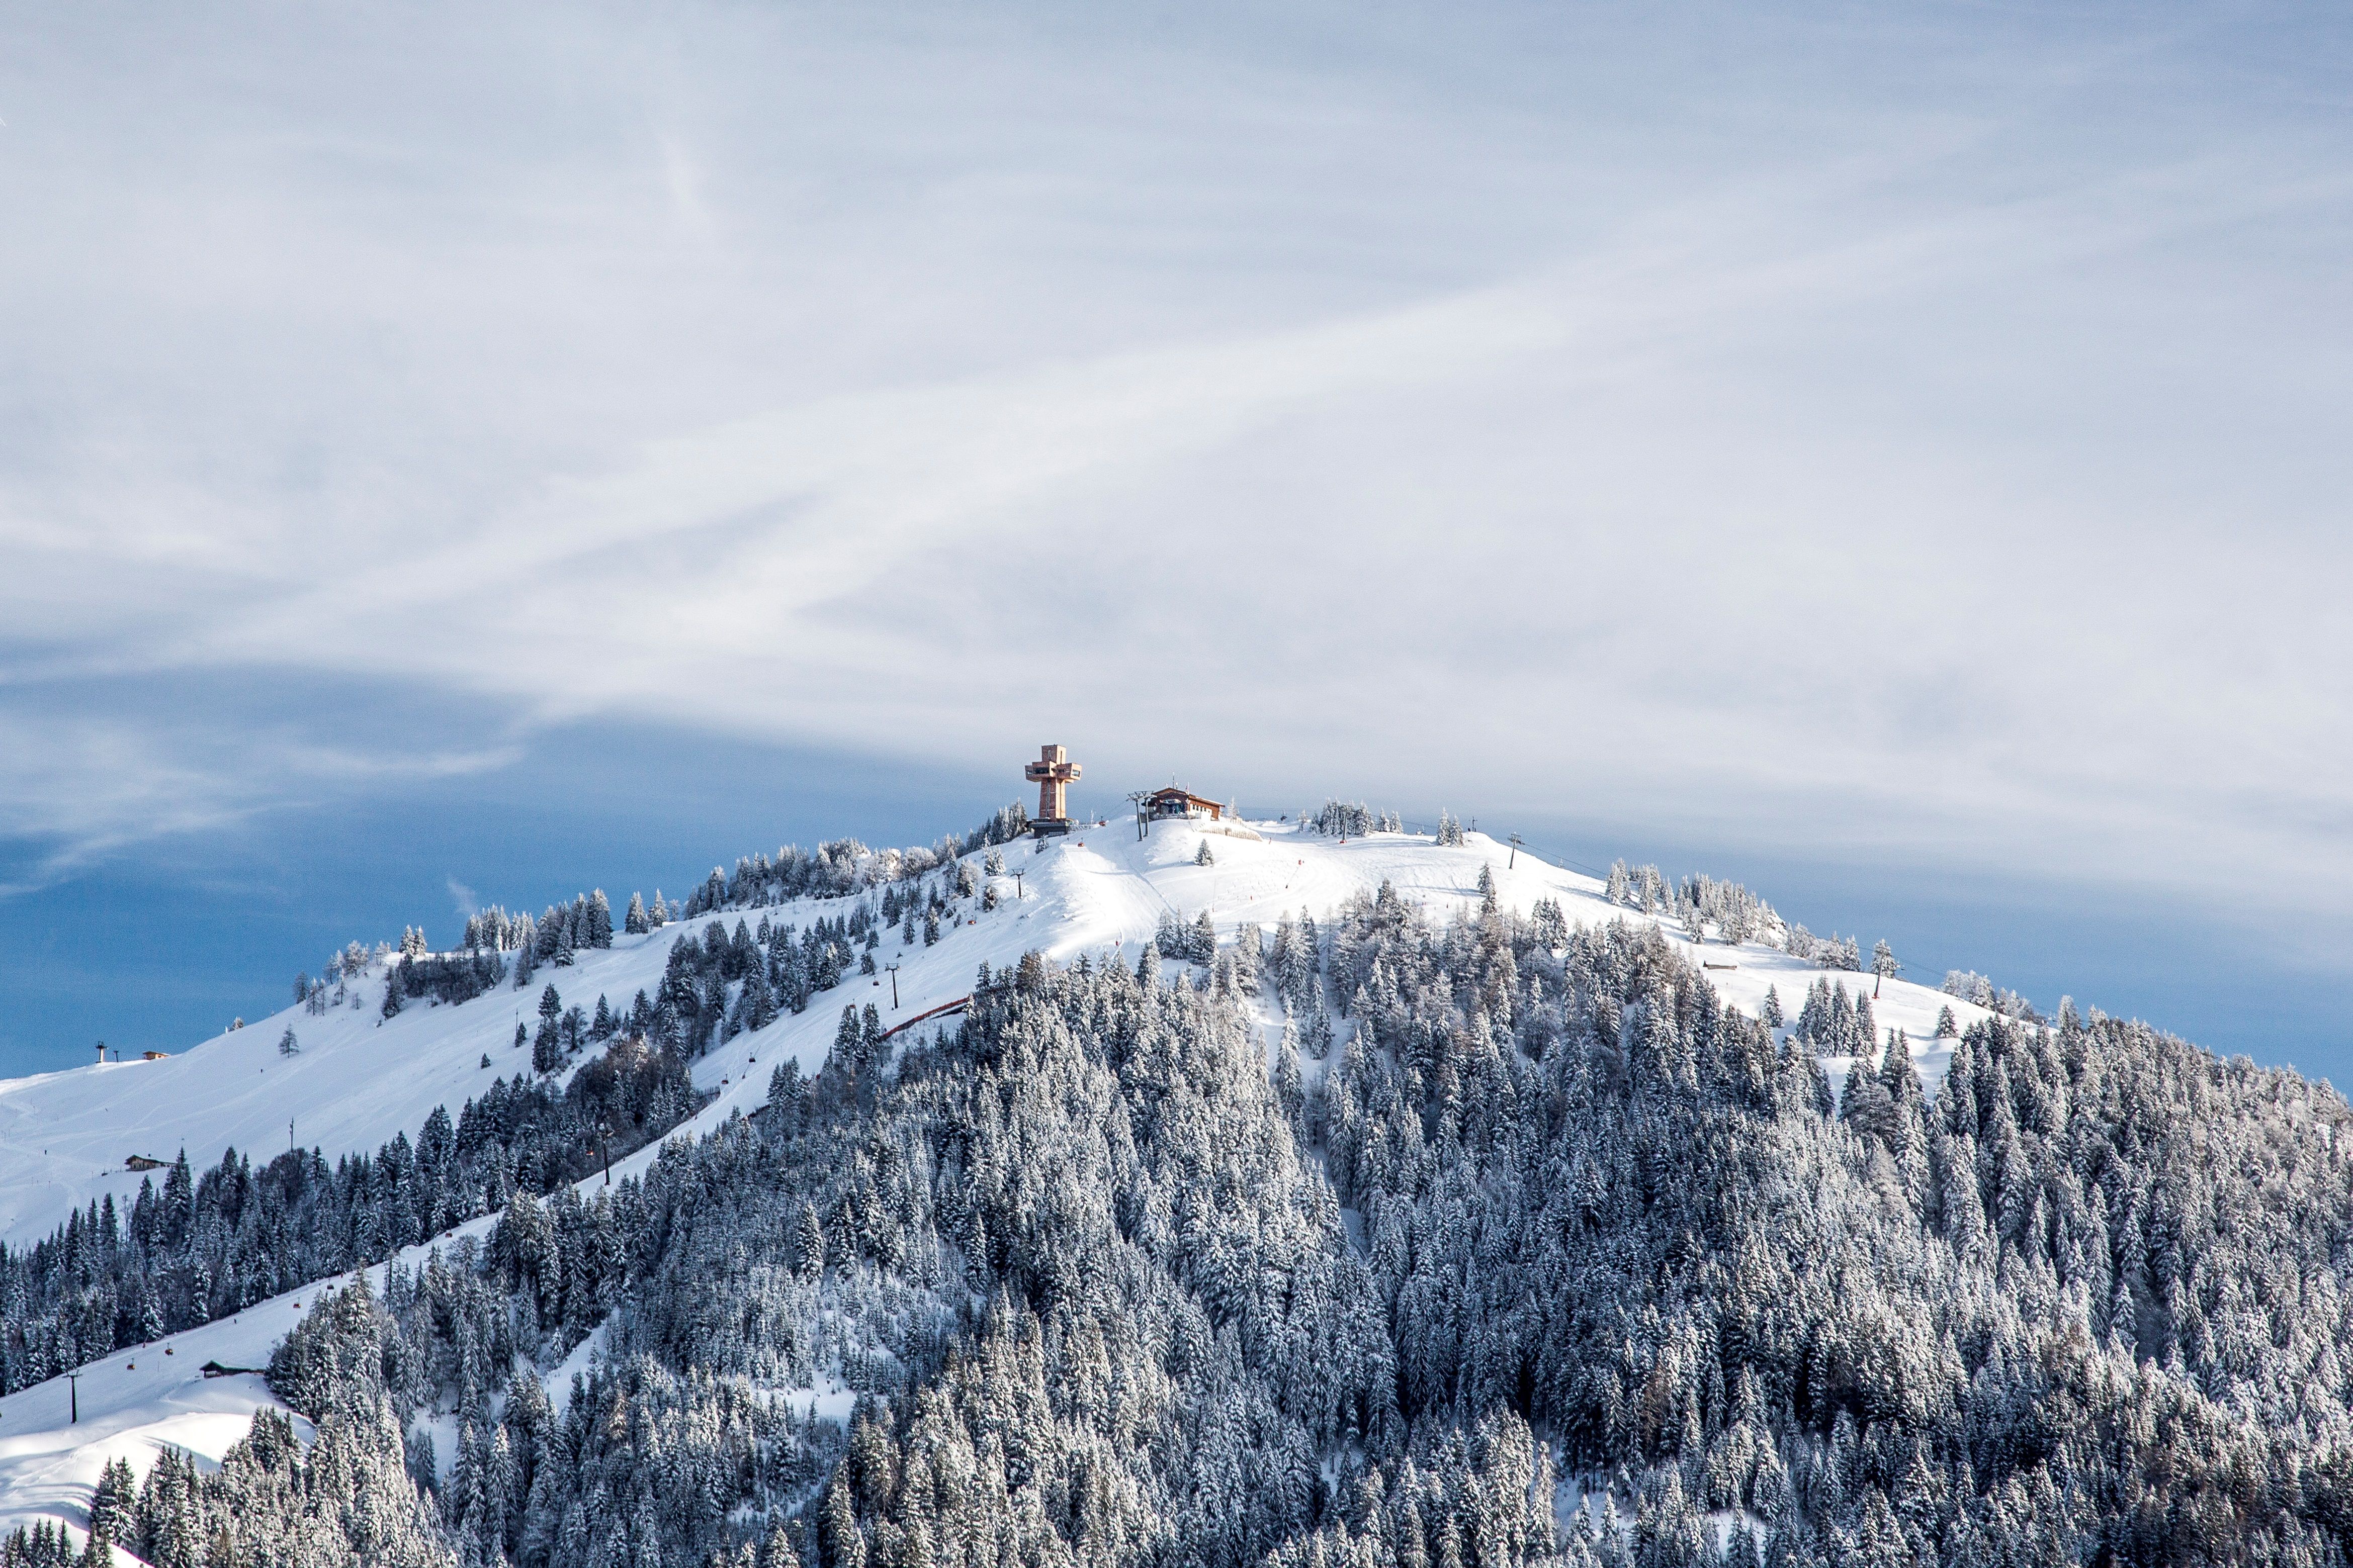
xmin=0 ymin=819 xmax=1975 ymax=1251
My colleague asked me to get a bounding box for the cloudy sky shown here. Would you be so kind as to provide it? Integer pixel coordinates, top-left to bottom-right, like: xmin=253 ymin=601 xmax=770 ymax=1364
xmin=3 ymin=2 xmax=2348 ymax=1075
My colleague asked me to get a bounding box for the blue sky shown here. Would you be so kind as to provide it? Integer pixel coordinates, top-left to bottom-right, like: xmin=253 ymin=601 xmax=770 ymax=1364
xmin=2 ymin=3 xmax=2348 ymax=1081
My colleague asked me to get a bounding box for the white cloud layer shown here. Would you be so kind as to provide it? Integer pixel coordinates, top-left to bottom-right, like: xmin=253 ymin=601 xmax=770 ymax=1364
xmin=2 ymin=3 xmax=2348 ymax=946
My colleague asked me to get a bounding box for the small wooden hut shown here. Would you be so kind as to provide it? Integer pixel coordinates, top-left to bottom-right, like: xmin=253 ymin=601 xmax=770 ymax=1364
xmin=1143 ymin=786 xmax=1224 ymax=822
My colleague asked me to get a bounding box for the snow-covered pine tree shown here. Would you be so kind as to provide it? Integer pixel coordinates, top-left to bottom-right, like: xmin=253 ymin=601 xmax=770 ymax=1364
xmin=1190 ymin=910 xmax=1217 ymax=964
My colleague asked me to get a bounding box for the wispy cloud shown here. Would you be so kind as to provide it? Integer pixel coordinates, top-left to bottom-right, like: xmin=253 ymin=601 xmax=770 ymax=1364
xmin=0 ymin=715 xmax=266 ymax=891
xmin=1 ymin=1 xmax=2348 ymax=945
xmin=0 ymin=703 xmax=517 ymax=895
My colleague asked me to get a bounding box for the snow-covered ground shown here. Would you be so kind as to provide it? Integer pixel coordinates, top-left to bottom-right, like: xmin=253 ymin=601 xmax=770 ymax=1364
xmin=0 ymin=818 xmax=1988 ymax=1543
xmin=0 ymin=1295 xmax=315 ymax=1552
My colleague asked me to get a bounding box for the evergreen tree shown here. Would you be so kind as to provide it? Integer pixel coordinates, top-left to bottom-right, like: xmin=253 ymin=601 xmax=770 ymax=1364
xmin=533 ymin=984 xmax=564 ymax=1073
xmin=832 ymin=1006 xmax=864 ymax=1072
xmin=1272 ymin=1031 xmax=1304 ymax=1130
xmin=791 ymin=1202 xmax=826 ymax=1278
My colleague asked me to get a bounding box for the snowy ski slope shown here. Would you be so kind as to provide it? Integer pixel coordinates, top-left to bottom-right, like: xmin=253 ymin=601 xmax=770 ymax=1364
xmin=0 ymin=817 xmax=1989 ymax=1546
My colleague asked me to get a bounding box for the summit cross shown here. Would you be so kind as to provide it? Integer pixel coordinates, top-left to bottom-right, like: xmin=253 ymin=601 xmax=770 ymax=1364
xmin=1024 ymin=744 xmax=1081 ymax=836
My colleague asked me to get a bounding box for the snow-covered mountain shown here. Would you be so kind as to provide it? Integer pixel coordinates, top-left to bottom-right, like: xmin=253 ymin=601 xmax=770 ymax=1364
xmin=5 ymin=805 xmax=2340 ymax=1567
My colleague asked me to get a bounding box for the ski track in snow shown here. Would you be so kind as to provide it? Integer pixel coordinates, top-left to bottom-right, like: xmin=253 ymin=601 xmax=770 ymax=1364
xmin=0 ymin=821 xmax=1989 ymax=1542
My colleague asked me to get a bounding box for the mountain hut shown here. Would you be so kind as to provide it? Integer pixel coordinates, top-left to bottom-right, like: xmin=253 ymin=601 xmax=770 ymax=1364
xmin=1143 ymin=786 xmax=1225 ymax=822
